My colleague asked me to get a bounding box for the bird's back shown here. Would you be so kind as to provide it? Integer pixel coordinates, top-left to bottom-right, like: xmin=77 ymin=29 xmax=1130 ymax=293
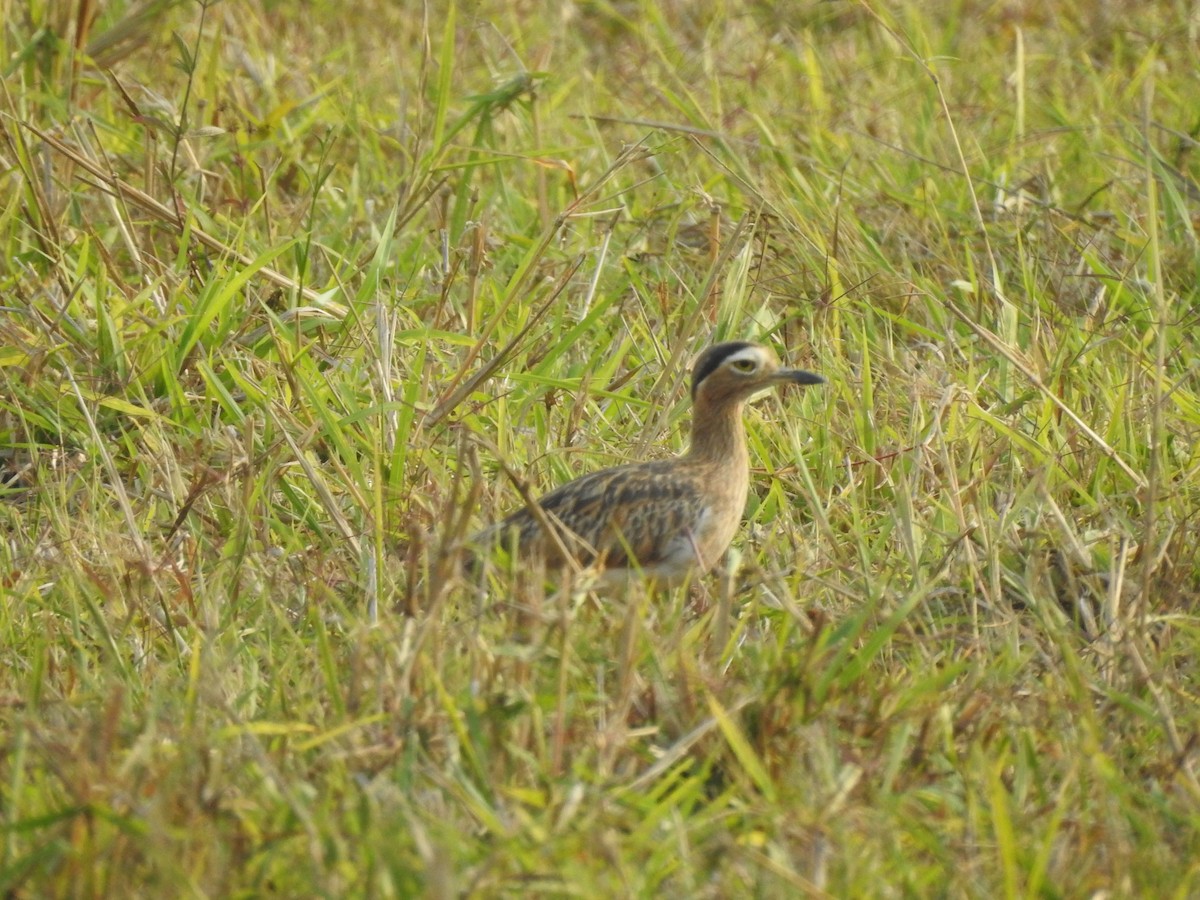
xmin=480 ymin=457 xmax=739 ymax=583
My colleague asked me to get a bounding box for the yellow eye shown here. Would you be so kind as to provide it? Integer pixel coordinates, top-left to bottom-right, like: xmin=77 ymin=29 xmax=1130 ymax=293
xmin=731 ymin=359 xmax=756 ymax=373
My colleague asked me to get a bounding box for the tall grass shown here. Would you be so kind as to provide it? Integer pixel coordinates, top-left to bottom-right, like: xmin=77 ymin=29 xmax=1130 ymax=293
xmin=1 ymin=0 xmax=1197 ymax=895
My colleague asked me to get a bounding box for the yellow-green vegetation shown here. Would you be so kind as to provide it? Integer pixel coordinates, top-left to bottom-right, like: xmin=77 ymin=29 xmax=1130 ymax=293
xmin=2 ymin=0 xmax=1198 ymax=894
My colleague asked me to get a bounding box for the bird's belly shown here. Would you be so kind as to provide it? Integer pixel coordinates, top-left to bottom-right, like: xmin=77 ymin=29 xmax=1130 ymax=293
xmin=626 ymin=504 xmax=741 ymax=587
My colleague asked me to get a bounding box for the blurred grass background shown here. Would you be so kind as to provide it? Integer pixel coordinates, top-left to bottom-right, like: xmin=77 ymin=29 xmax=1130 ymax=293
xmin=1 ymin=0 xmax=1198 ymax=895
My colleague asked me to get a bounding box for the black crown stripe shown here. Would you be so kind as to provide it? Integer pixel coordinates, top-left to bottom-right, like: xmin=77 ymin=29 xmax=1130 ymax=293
xmin=691 ymin=341 xmax=757 ymax=400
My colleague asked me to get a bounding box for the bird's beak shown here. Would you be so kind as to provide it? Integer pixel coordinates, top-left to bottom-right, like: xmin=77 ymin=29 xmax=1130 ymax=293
xmin=775 ymin=368 xmax=825 ymax=386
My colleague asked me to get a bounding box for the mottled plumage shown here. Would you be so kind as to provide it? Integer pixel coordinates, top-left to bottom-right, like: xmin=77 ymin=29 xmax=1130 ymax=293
xmin=475 ymin=342 xmax=823 ymax=588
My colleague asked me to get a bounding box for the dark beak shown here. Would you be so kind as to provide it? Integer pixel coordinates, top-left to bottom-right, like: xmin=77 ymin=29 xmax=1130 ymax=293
xmin=777 ymin=368 xmax=825 ymax=386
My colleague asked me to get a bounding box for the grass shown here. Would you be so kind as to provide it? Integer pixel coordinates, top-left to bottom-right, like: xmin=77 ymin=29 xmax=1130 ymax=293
xmin=2 ymin=0 xmax=1198 ymax=895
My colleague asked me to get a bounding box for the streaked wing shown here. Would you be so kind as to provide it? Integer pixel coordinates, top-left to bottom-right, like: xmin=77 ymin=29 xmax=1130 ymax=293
xmin=493 ymin=460 xmax=706 ymax=570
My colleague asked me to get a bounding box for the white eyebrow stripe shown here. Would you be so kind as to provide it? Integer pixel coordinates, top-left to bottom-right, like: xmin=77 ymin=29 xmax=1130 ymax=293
xmin=724 ymin=347 xmax=763 ymax=366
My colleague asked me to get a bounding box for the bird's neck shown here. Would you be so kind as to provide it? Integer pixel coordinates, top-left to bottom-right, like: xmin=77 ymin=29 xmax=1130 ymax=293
xmin=685 ymin=396 xmax=750 ymax=467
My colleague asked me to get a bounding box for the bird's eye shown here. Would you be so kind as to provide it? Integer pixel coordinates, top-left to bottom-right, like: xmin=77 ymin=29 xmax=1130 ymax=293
xmin=731 ymin=359 xmax=756 ymax=373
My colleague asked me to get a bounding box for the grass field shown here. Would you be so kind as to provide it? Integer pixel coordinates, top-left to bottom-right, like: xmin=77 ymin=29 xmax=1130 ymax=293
xmin=2 ymin=0 xmax=1199 ymax=895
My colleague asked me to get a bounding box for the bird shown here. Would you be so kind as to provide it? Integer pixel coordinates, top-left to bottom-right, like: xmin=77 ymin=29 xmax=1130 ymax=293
xmin=474 ymin=341 xmax=824 ymax=589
